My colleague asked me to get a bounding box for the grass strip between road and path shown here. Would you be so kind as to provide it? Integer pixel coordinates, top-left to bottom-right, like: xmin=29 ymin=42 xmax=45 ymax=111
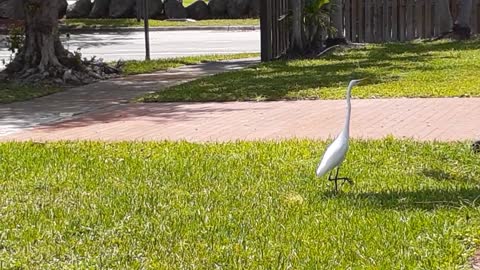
xmin=65 ymin=18 xmax=259 ymax=28
xmin=120 ymin=53 xmax=259 ymax=75
xmin=0 ymin=82 xmax=62 ymax=104
xmin=140 ymin=38 xmax=480 ymax=102
xmin=0 ymin=139 xmax=479 ymax=268
xmin=0 ymin=53 xmax=258 ymax=104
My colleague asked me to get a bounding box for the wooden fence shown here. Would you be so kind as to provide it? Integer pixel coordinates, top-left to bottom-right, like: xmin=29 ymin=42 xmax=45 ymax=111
xmin=260 ymin=0 xmax=289 ymax=61
xmin=344 ymin=0 xmax=480 ymax=42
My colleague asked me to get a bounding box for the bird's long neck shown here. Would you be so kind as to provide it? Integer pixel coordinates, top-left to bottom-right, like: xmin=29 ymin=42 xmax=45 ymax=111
xmin=342 ymin=84 xmax=353 ymax=138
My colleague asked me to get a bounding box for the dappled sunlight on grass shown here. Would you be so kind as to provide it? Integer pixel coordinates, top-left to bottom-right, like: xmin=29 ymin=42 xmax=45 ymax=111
xmin=141 ymin=39 xmax=480 ymax=102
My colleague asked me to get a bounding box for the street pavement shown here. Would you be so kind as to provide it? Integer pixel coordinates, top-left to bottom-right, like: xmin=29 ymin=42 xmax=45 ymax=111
xmin=0 ymin=30 xmax=260 ymax=69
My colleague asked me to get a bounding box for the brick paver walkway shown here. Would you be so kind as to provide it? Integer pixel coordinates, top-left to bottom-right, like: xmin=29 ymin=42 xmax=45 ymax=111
xmin=2 ymin=98 xmax=479 ymax=142
xmin=1 ymin=57 xmax=478 ymax=142
xmin=0 ymin=58 xmax=259 ymax=136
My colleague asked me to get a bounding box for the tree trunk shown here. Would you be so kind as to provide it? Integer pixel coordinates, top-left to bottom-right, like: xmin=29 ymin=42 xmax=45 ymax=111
xmin=4 ymin=0 xmax=119 ymax=83
xmin=6 ymin=0 xmax=68 ymax=76
xmin=289 ymin=0 xmax=304 ymax=53
xmin=456 ymin=0 xmax=472 ymax=27
xmin=330 ymin=0 xmax=344 ymax=39
xmin=453 ymin=0 xmax=472 ymax=39
xmin=434 ymin=0 xmax=453 ymax=35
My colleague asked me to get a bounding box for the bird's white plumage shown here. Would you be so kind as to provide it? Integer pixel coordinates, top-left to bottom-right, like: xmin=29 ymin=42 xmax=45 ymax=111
xmin=316 ymin=131 xmax=349 ymax=176
xmin=316 ymin=79 xmax=362 ymax=177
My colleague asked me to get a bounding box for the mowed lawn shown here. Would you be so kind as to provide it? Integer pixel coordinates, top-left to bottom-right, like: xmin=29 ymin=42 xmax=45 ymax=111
xmin=1 ymin=139 xmax=479 ymax=268
xmin=140 ymin=39 xmax=480 ymax=102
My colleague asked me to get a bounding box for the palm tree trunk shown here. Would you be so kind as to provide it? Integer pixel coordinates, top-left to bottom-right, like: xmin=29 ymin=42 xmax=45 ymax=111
xmin=434 ymin=0 xmax=452 ymax=35
xmin=330 ymin=0 xmax=344 ymax=39
xmin=289 ymin=0 xmax=305 ymax=53
xmin=453 ymin=0 xmax=472 ymax=39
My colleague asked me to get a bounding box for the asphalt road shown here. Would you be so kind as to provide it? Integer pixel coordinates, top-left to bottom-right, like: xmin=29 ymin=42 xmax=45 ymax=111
xmin=0 ymin=30 xmax=260 ymax=69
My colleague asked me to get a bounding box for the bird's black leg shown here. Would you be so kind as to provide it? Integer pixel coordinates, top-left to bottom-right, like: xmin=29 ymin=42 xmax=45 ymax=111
xmin=328 ymin=167 xmax=340 ymax=193
xmin=328 ymin=167 xmax=353 ymax=193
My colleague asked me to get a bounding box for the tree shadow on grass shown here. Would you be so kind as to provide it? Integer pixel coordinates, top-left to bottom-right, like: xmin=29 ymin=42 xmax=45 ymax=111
xmin=322 ymin=167 xmax=480 ymax=211
xmin=149 ymin=39 xmax=480 ymax=102
xmin=349 ymin=187 xmax=480 ymax=211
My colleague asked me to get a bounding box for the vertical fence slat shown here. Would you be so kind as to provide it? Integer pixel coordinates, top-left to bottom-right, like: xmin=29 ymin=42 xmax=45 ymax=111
xmin=345 ymin=0 xmax=352 ymax=40
xmin=279 ymin=0 xmax=283 ymax=54
xmin=392 ymin=0 xmax=398 ymax=40
xmin=272 ymin=0 xmax=279 ymax=58
xmin=358 ymin=0 xmax=365 ymax=42
xmin=377 ymin=0 xmax=384 ymax=42
xmin=414 ymin=0 xmax=421 ymax=38
xmin=365 ymin=0 xmax=373 ymax=41
xmin=472 ymin=0 xmax=478 ymax=34
xmin=450 ymin=0 xmax=458 ymax=19
xmin=432 ymin=0 xmax=437 ymax=37
xmin=374 ymin=0 xmax=377 ymax=41
xmin=383 ymin=0 xmax=390 ymax=41
xmin=405 ymin=0 xmax=413 ymax=39
xmin=424 ymin=0 xmax=432 ymax=37
xmin=352 ymin=0 xmax=358 ymax=42
xmin=282 ymin=0 xmax=290 ymax=53
xmin=260 ymin=0 xmax=271 ymax=61
xmin=399 ymin=0 xmax=406 ymax=41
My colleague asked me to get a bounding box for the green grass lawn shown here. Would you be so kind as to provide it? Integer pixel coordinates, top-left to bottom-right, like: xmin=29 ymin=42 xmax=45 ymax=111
xmin=121 ymin=53 xmax=259 ymax=75
xmin=1 ymin=139 xmax=479 ymax=268
xmin=140 ymin=39 xmax=480 ymax=102
xmin=65 ymin=18 xmax=259 ymax=28
xmin=0 ymin=82 xmax=62 ymax=104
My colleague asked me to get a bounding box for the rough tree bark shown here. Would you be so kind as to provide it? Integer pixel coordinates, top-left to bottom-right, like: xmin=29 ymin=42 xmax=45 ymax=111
xmin=329 ymin=0 xmax=344 ymax=39
xmin=4 ymin=0 xmax=118 ymax=83
xmin=434 ymin=0 xmax=453 ymax=35
xmin=6 ymin=0 xmax=68 ymax=77
xmin=325 ymin=0 xmax=348 ymax=47
xmin=453 ymin=0 xmax=472 ymax=39
xmin=289 ymin=0 xmax=305 ymax=53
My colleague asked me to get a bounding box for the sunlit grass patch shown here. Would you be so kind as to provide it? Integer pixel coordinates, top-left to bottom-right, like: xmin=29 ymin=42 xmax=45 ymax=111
xmin=0 ymin=139 xmax=479 ymax=268
xmin=140 ymin=39 xmax=480 ymax=102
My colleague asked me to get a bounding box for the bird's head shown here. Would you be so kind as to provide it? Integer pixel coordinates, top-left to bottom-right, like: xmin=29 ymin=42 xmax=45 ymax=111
xmin=349 ymin=78 xmax=368 ymax=87
xmin=346 ymin=78 xmax=368 ymax=97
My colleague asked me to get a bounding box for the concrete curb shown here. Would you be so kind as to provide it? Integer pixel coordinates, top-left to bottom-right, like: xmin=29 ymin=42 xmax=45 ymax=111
xmin=57 ymin=25 xmax=260 ymax=33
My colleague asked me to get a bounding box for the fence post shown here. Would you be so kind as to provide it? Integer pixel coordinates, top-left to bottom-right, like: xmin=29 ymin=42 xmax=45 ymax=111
xmin=260 ymin=0 xmax=272 ymax=61
xmin=345 ymin=0 xmax=352 ymax=40
xmin=392 ymin=0 xmax=398 ymax=40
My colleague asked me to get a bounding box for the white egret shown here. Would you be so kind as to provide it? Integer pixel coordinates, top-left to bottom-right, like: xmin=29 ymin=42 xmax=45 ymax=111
xmin=316 ymin=79 xmax=365 ymax=192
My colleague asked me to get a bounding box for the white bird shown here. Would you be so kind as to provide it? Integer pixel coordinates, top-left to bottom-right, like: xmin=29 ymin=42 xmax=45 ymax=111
xmin=316 ymin=79 xmax=364 ymax=192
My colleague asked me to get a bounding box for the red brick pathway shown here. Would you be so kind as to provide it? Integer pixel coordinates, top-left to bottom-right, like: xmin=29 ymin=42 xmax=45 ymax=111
xmin=3 ymin=98 xmax=479 ymax=142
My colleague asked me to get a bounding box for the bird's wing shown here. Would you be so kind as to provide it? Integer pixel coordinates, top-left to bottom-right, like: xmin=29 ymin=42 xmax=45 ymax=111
xmin=316 ymin=136 xmax=349 ymax=177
